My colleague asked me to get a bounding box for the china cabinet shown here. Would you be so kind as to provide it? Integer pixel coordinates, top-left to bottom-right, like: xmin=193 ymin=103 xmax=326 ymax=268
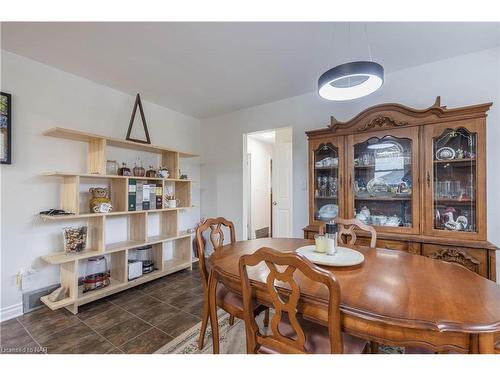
xmin=304 ymin=97 xmax=497 ymax=281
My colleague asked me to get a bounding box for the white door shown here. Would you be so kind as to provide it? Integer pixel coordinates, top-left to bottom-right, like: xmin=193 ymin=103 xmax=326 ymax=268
xmin=272 ymin=138 xmax=292 ymax=238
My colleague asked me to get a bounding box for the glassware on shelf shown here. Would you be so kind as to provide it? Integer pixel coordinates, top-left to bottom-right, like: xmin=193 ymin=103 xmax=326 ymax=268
xmin=432 ymin=127 xmax=477 ymax=232
xmin=352 ymin=135 xmax=413 ymax=228
xmin=106 ymin=160 xmax=119 ymax=175
xmin=313 ymin=143 xmax=339 ymax=221
xmin=83 ymin=256 xmax=110 ymax=293
xmin=133 ymin=157 xmax=146 ymax=177
xmin=118 ymin=162 xmax=132 ymax=176
xmin=63 ymin=226 xmax=87 ymax=253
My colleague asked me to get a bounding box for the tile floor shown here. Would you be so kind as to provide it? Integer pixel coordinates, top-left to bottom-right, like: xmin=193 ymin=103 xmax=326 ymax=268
xmin=0 ymin=265 xmax=203 ymax=354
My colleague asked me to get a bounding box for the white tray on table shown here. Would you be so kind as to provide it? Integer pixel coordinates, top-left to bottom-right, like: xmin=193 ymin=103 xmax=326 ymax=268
xmin=295 ymin=245 xmax=364 ymax=267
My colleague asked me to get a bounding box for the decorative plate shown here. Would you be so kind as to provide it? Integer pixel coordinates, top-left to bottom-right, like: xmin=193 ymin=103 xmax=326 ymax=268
xmin=436 ymin=147 xmax=456 ymax=160
xmin=317 ymin=204 xmax=338 ymax=221
xmin=366 ymin=177 xmax=389 ymax=196
xmin=296 ymin=245 xmax=364 ymax=267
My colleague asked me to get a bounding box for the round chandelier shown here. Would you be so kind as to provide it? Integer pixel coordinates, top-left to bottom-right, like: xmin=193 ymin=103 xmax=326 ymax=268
xmin=318 ymin=61 xmax=384 ymax=101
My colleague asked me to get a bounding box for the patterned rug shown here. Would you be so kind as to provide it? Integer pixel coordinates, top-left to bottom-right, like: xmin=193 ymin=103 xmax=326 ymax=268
xmin=155 ymin=310 xmax=404 ymax=354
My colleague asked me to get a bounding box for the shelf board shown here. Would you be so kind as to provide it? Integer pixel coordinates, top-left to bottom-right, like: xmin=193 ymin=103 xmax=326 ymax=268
xmin=77 ymin=278 xmax=126 ymax=305
xmin=42 ymin=248 xmax=121 ymax=265
xmin=435 ymin=199 xmax=475 ymax=205
xmin=74 ymin=259 xmax=192 ymax=305
xmin=42 ymin=232 xmax=192 ymax=264
xmin=315 ymin=196 xmax=338 ymax=200
xmin=40 ymin=295 xmax=76 ymax=310
xmin=315 ymin=166 xmax=338 ymax=170
xmin=40 ymin=206 xmax=195 ymax=220
xmin=43 ymin=127 xmax=197 ymax=158
xmin=433 ymin=158 xmax=476 ymax=164
xmin=41 ymin=171 xmax=193 ymax=183
xmin=354 ymin=196 xmax=412 ymax=201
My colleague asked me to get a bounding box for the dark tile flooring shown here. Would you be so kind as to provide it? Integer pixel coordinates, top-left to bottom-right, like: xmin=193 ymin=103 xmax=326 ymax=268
xmin=0 ymin=265 xmax=204 ymax=354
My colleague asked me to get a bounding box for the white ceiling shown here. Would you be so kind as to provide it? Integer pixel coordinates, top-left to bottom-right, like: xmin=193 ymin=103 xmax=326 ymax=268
xmin=248 ymin=130 xmax=276 ymax=144
xmin=2 ymin=22 xmax=499 ymax=118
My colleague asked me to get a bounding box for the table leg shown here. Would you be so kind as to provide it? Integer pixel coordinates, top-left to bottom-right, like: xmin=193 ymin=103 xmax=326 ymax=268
xmin=478 ymin=333 xmax=495 ymax=354
xmin=208 ymin=271 xmax=220 ymax=354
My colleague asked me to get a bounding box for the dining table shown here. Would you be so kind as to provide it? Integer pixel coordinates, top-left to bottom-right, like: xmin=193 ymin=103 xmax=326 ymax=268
xmin=207 ymin=238 xmax=500 ymax=354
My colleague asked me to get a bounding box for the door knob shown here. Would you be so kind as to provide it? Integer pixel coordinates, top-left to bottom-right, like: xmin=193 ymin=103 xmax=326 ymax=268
xmin=272 ymin=201 xmax=278 ymax=206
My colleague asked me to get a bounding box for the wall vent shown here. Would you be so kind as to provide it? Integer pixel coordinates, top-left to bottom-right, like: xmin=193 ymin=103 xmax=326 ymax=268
xmin=22 ymin=284 xmax=60 ymax=314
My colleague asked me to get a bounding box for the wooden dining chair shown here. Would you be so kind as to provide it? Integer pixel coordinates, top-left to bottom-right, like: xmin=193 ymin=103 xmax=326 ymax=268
xmin=238 ymin=247 xmax=369 ymax=354
xmin=196 ymin=217 xmax=269 ymax=350
xmin=319 ymin=218 xmax=377 ymax=248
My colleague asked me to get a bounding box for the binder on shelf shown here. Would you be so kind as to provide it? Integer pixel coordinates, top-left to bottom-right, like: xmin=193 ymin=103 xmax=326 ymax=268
xmin=136 ymin=181 xmax=143 ymax=211
xmin=155 ymin=182 xmax=163 ymax=209
xmin=149 ymin=183 xmax=156 ymax=210
xmin=128 ymin=179 xmax=136 ymax=211
xmin=142 ymin=183 xmax=151 ymax=210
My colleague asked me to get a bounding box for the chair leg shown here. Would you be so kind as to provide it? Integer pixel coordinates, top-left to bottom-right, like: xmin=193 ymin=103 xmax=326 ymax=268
xmin=263 ymin=308 xmax=270 ymax=327
xmin=370 ymin=341 xmax=379 ymax=354
xmin=229 ymin=315 xmax=235 ymax=326
xmin=208 ymin=272 xmax=220 ymax=354
xmin=197 ymin=294 xmax=210 ymax=350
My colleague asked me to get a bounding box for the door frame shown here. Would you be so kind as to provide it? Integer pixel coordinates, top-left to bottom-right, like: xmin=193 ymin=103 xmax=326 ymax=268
xmin=243 ymin=127 xmax=293 ymax=240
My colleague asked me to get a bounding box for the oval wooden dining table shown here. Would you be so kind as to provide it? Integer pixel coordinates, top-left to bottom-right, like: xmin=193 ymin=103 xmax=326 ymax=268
xmin=207 ymin=238 xmax=500 ymax=354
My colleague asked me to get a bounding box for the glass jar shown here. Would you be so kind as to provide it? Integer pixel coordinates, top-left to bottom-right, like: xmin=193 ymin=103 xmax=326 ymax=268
xmin=63 ymin=226 xmax=87 ymax=253
xmin=83 ymin=256 xmax=110 ymax=293
xmin=106 ymin=160 xmax=119 ymax=175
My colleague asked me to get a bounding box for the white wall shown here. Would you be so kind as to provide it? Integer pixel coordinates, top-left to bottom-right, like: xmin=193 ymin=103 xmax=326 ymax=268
xmin=200 ymin=47 xmax=500 ymax=277
xmin=247 ymin=137 xmax=272 ymax=238
xmin=0 ymin=51 xmax=201 ymax=317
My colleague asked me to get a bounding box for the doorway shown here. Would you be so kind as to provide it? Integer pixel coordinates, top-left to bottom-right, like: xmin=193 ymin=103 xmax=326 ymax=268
xmin=243 ymin=127 xmax=293 ymax=240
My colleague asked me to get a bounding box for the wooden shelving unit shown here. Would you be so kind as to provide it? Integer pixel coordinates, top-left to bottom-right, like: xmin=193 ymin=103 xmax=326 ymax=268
xmin=39 ymin=127 xmax=198 ymax=314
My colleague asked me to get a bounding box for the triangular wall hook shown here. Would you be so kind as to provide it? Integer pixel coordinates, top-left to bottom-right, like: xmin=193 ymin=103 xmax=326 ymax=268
xmin=126 ymin=93 xmax=151 ymax=144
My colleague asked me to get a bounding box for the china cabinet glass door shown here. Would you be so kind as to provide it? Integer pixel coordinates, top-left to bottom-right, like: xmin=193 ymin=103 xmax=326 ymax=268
xmin=311 ymin=140 xmax=343 ymax=224
xmin=424 ymin=122 xmax=485 ymax=240
xmin=347 ymin=127 xmax=419 ymax=234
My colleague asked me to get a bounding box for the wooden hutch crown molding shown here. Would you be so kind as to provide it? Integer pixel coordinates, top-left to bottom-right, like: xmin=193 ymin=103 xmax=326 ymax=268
xmin=304 ymin=97 xmax=497 ymax=282
xmin=306 ymin=97 xmax=493 ymax=138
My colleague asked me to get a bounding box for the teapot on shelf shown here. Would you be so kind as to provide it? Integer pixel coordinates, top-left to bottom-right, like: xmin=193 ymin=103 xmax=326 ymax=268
xmin=157 ymin=167 xmax=170 ymax=178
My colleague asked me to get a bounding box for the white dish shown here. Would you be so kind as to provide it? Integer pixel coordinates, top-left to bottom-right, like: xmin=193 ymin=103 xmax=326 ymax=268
xmin=296 ymin=245 xmax=364 ymax=267
xmin=317 ymin=204 xmax=338 ymax=220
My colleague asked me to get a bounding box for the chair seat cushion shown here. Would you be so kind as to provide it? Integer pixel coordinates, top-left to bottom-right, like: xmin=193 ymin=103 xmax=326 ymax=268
xmin=216 ymin=283 xmax=245 ymax=311
xmin=259 ymin=313 xmax=367 ymax=354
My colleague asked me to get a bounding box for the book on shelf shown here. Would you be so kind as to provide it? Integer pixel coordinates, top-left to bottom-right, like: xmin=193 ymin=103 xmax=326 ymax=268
xmin=128 ymin=179 xmax=136 ymax=211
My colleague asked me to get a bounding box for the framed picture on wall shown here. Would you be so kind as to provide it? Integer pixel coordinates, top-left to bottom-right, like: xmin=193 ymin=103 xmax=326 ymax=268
xmin=0 ymin=92 xmax=12 ymax=164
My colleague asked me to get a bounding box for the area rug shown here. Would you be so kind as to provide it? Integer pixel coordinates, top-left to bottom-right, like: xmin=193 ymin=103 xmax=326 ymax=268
xmin=155 ymin=310 xmax=404 ymax=354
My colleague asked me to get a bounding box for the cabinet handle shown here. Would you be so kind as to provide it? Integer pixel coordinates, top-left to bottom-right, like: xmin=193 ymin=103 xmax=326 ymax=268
xmin=426 ymin=171 xmax=431 ymax=187
xmin=339 ymin=176 xmax=342 ymax=186
xmin=349 ymin=175 xmax=352 ymax=188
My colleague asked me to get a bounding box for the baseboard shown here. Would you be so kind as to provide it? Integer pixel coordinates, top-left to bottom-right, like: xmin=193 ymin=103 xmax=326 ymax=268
xmin=0 ymin=302 xmax=23 ymax=322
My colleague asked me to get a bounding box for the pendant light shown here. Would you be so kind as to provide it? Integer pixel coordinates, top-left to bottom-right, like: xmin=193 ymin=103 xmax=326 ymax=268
xmin=318 ymin=24 xmax=384 ymax=101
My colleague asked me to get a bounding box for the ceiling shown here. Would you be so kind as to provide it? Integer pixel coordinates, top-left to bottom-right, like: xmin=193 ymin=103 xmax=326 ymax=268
xmin=248 ymin=130 xmax=276 ymax=144
xmin=2 ymin=22 xmax=499 ymax=118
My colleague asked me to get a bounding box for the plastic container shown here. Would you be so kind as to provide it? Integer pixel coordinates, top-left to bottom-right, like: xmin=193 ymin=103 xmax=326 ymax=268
xmin=83 ymin=256 xmax=110 ymax=293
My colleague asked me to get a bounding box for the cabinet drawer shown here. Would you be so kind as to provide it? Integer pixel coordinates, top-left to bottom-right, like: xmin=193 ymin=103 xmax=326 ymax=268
xmin=356 ymin=237 xmax=411 ymax=252
xmin=422 ymin=244 xmax=488 ymax=277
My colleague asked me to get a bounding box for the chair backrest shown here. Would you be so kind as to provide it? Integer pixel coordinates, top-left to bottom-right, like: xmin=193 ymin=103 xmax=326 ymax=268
xmin=319 ymin=218 xmax=377 ymax=248
xmin=196 ymin=217 xmax=236 ymax=289
xmin=239 ymin=247 xmax=343 ymax=354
